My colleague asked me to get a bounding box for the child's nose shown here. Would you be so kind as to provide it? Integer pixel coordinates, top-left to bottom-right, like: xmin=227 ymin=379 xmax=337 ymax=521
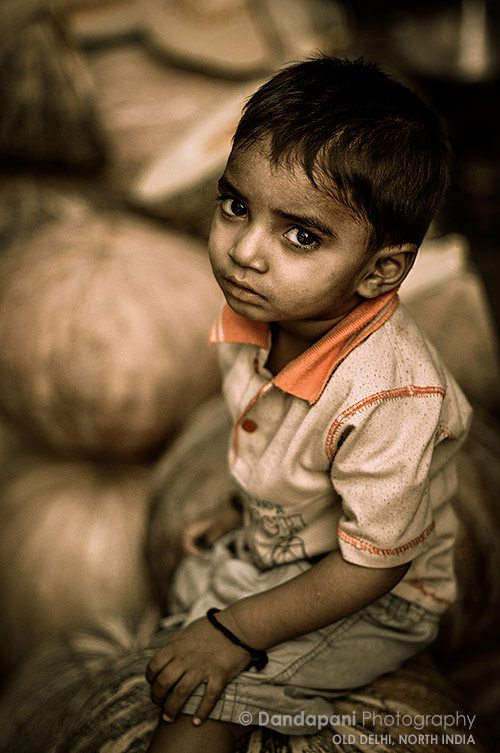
xmin=228 ymin=225 xmax=268 ymax=273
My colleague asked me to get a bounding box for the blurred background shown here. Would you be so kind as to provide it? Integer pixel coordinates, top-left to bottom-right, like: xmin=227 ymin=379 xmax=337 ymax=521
xmin=1 ymin=0 xmax=499 ymax=405
xmin=0 ymin=2 xmax=499 ymax=751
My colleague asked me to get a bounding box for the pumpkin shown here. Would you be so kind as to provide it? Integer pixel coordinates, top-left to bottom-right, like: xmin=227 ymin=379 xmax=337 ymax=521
xmin=0 ymin=212 xmax=222 ymax=460
xmin=0 ymin=447 xmax=155 ymax=670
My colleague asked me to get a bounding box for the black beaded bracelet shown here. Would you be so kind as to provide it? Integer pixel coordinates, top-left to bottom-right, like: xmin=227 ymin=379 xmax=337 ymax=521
xmin=206 ymin=608 xmax=268 ymax=671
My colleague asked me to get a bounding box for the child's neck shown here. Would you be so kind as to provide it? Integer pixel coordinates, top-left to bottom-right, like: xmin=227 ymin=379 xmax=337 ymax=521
xmin=265 ymin=321 xmax=331 ymax=376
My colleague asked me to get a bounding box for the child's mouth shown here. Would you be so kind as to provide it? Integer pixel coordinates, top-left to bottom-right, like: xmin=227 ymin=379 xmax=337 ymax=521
xmin=224 ymin=276 xmax=266 ymax=302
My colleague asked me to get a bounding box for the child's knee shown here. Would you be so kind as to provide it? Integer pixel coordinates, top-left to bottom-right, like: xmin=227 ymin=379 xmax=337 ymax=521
xmin=147 ymin=713 xmax=250 ymax=753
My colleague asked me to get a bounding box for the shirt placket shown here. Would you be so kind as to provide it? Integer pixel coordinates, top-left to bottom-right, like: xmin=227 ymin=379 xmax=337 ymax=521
xmin=232 ymin=381 xmax=274 ymax=460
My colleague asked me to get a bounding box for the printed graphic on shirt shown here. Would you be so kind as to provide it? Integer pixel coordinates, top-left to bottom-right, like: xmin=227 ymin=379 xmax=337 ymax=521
xmin=238 ymin=488 xmax=307 ymax=567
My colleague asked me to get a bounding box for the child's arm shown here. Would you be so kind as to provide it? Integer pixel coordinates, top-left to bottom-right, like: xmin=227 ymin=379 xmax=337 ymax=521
xmin=222 ymin=549 xmax=409 ymax=647
xmin=146 ymin=550 xmax=409 ymax=723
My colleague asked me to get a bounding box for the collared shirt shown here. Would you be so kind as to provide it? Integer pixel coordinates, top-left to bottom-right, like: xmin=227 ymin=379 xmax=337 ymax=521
xmin=210 ymin=291 xmax=472 ymax=612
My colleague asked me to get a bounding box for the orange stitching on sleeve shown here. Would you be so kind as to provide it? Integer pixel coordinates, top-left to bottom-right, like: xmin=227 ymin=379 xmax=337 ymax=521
xmin=338 ymin=521 xmax=435 ymax=557
xmin=326 ymin=386 xmax=446 ymax=460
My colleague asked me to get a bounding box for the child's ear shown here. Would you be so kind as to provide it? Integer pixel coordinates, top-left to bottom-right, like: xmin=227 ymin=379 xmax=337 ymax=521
xmin=356 ymin=243 xmax=417 ymax=299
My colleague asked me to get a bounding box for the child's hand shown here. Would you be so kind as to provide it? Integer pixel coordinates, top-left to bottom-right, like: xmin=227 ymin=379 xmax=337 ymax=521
xmin=182 ymin=499 xmax=242 ymax=556
xmin=146 ymin=615 xmax=250 ymax=724
xmin=181 ymin=517 xmax=228 ymax=556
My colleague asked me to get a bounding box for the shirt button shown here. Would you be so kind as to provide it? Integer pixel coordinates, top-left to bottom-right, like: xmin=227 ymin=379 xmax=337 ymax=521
xmin=241 ymin=418 xmax=258 ymax=433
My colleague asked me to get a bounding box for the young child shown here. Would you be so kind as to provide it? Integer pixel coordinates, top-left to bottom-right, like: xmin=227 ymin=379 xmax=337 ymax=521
xmin=146 ymin=56 xmax=472 ymax=752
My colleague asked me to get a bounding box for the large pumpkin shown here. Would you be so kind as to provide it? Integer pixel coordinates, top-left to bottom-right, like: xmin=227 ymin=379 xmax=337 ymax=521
xmin=0 ymin=212 xmax=222 ymax=459
xmin=0 ymin=447 xmax=155 ymax=670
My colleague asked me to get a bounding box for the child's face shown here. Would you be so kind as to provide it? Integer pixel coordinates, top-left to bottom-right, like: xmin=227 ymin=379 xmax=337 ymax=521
xmin=209 ymin=139 xmax=375 ymax=340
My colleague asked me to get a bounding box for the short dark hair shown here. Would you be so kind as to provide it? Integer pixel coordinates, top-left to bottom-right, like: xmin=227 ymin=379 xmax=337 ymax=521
xmin=233 ymin=56 xmax=451 ymax=251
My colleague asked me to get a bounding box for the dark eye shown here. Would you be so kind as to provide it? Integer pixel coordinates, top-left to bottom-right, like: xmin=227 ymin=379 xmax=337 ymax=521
xmin=219 ymin=197 xmax=247 ymax=218
xmin=284 ymin=227 xmax=320 ymax=248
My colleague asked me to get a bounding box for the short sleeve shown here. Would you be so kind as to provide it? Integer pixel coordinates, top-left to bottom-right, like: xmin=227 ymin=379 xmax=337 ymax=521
xmin=330 ymin=391 xmax=444 ymax=568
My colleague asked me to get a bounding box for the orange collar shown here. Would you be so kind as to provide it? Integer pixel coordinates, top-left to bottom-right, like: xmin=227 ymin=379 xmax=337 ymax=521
xmin=210 ymin=291 xmax=399 ymax=404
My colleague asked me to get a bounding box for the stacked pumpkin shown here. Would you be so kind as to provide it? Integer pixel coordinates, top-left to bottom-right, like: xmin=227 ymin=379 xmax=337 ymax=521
xmin=0 ymin=205 xmax=222 ymax=671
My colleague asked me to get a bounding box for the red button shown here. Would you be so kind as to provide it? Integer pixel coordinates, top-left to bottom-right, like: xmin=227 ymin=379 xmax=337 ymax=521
xmin=241 ymin=418 xmax=258 ymax=433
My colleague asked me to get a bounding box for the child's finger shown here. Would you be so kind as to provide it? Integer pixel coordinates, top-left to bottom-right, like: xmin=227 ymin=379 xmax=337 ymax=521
xmin=145 ymin=644 xmax=173 ymax=684
xmin=182 ymin=538 xmax=202 ymax=556
xmin=161 ymin=669 xmax=205 ymax=722
xmin=204 ymin=523 xmax=226 ymax=546
xmin=181 ymin=519 xmax=212 ymax=555
xmin=191 ymin=674 xmax=226 ymax=726
xmin=150 ymin=660 xmax=185 ymax=706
